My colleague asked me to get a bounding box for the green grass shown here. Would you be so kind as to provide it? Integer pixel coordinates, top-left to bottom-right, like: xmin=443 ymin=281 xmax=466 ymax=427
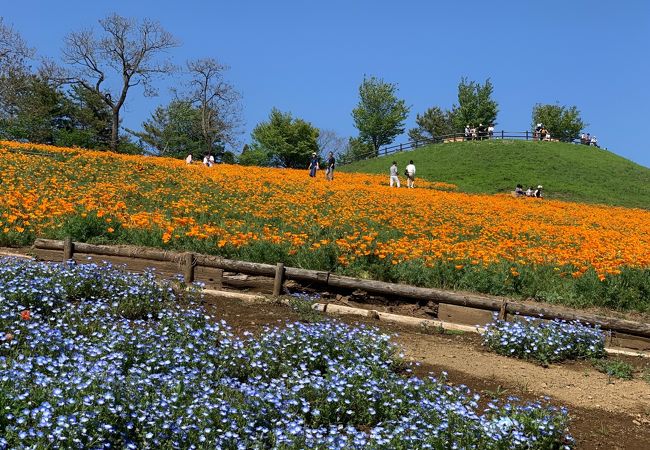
xmin=592 ymin=358 xmax=634 ymax=380
xmin=340 ymin=140 xmax=650 ymax=209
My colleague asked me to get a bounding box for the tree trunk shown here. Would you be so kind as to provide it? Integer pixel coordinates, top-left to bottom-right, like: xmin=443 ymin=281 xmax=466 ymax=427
xmin=111 ymin=108 xmax=119 ymax=152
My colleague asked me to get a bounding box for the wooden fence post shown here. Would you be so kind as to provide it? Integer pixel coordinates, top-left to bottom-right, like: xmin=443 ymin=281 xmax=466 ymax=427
xmin=273 ymin=262 xmax=285 ymax=296
xmin=183 ymin=252 xmax=195 ymax=284
xmin=525 ymin=130 xmax=529 ymax=140
xmin=501 ymin=130 xmax=504 ymax=139
xmin=498 ymin=301 xmax=508 ymax=321
xmin=63 ymin=237 xmax=74 ymax=263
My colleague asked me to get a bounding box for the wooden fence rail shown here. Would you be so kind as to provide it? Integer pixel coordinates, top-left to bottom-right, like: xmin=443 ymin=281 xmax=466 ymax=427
xmin=32 ymin=238 xmax=650 ymax=338
xmin=342 ymin=131 xmax=575 ymax=165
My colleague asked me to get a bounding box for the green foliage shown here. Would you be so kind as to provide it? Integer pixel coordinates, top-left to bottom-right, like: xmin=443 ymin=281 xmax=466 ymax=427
xmin=287 ymin=295 xmax=324 ymax=323
xmin=532 ymin=103 xmax=586 ymax=142
xmin=352 ymin=76 xmax=410 ymax=154
xmin=341 ymin=139 xmax=650 ymax=209
xmin=238 ymin=144 xmax=271 ymax=166
xmin=592 ymin=359 xmax=634 ymax=380
xmin=57 ymin=211 xmax=121 ymax=243
xmin=250 ymin=108 xmax=319 ymax=168
xmin=0 ymin=76 xmax=116 ymax=151
xmin=130 ymin=100 xmax=204 ymax=159
xmin=408 ymin=106 xmax=458 ymax=142
xmin=0 ymin=75 xmax=69 ymax=144
xmin=452 ymin=77 xmax=498 ymax=129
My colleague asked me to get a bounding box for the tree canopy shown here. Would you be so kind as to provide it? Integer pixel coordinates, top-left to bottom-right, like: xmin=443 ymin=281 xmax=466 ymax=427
xmin=453 ymin=77 xmax=498 ymax=129
xmin=130 ymin=100 xmax=204 ymax=158
xmin=352 ymin=76 xmax=410 ymax=155
xmin=532 ymin=103 xmax=586 ymax=142
xmin=408 ymin=106 xmax=458 ymax=142
xmin=250 ymin=108 xmax=319 ymax=168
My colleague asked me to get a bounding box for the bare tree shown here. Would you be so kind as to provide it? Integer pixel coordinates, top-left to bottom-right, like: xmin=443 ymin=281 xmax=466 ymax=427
xmin=0 ymin=17 xmax=33 ymax=72
xmin=0 ymin=17 xmax=34 ymax=120
xmin=317 ymin=129 xmax=348 ymax=158
xmin=62 ymin=14 xmax=178 ymax=151
xmin=185 ymin=58 xmax=242 ymax=157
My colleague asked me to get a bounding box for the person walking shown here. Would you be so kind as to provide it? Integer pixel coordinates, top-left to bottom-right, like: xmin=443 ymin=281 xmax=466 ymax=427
xmin=325 ymin=152 xmax=336 ymax=181
xmin=308 ymin=152 xmax=319 ymax=177
xmin=389 ymin=161 xmax=400 ymax=187
xmin=405 ymin=160 xmax=416 ymax=188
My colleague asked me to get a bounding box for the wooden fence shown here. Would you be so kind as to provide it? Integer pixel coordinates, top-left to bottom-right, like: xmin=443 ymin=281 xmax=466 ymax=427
xmin=31 ymin=238 xmax=650 ymax=339
xmin=343 ymin=131 xmax=570 ymax=164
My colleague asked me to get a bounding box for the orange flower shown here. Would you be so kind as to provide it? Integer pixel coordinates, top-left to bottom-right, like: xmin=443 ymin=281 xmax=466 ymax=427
xmin=20 ymin=310 xmax=31 ymax=320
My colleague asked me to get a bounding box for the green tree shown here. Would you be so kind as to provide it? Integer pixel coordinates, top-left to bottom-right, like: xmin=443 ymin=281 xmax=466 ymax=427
xmin=531 ymin=103 xmax=586 ymax=142
xmin=129 ymin=100 xmax=204 ymax=158
xmin=408 ymin=106 xmax=457 ymax=142
xmin=452 ymin=77 xmax=498 ymax=130
xmin=55 ymin=85 xmax=113 ymax=149
xmin=238 ymin=144 xmax=270 ymax=166
xmin=250 ymin=108 xmax=319 ymax=168
xmin=352 ymin=76 xmax=410 ymax=155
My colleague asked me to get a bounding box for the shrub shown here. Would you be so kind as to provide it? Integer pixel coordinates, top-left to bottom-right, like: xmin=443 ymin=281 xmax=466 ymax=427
xmin=592 ymin=359 xmax=634 ymax=380
xmin=483 ymin=316 xmax=606 ymax=365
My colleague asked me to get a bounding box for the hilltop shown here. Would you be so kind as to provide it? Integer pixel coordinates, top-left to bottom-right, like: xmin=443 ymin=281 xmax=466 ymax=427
xmin=340 ymin=140 xmax=650 ymax=209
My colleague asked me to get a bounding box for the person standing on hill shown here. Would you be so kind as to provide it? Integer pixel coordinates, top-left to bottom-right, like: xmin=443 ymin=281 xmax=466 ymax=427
xmin=405 ymin=160 xmax=416 ymax=188
xmin=325 ymin=152 xmax=336 ymax=181
xmin=389 ymin=161 xmax=400 ymax=187
xmin=404 ymin=160 xmax=415 ymax=188
xmin=308 ymin=152 xmax=319 ymax=177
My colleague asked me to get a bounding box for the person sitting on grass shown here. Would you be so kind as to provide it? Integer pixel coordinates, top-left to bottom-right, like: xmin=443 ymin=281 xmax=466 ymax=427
xmin=515 ymin=184 xmax=525 ymax=197
xmin=534 ymin=185 xmax=544 ymax=198
xmin=525 ymin=186 xmax=534 ymax=197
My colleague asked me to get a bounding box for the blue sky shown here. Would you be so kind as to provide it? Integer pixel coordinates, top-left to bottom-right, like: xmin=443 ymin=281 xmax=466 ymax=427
xmin=3 ymin=0 xmax=649 ymax=167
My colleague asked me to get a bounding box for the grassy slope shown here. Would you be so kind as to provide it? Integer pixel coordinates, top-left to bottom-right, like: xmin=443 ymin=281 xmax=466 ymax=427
xmin=340 ymin=140 xmax=650 ymax=209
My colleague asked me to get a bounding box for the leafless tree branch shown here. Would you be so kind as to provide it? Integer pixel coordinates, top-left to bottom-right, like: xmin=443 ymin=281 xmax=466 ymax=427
xmin=62 ymin=13 xmax=179 ymax=151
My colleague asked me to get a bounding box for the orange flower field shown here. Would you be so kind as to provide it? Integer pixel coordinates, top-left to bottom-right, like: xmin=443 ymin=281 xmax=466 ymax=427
xmin=1 ymin=140 xmax=649 ymax=310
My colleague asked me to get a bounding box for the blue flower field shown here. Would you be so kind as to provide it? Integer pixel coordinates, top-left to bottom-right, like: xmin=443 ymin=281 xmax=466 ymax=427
xmin=0 ymin=258 xmax=572 ymax=449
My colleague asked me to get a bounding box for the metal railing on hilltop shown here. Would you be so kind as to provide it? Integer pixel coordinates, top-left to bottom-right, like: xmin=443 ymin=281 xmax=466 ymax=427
xmin=341 ymin=130 xmax=574 ymax=165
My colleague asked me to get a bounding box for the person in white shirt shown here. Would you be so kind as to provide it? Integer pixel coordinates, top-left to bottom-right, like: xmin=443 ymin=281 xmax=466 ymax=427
xmin=405 ymin=160 xmax=416 ymax=188
xmin=389 ymin=161 xmax=400 ymax=187
xmin=185 ymin=154 xmax=192 ymax=164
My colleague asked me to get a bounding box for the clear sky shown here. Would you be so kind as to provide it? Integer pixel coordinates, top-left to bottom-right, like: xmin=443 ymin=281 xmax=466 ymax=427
xmin=3 ymin=0 xmax=649 ymax=167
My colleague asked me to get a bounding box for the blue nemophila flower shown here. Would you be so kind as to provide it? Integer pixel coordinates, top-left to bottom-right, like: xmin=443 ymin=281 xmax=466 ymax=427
xmin=0 ymin=257 xmax=573 ymax=449
xmin=483 ymin=316 xmax=606 ymax=364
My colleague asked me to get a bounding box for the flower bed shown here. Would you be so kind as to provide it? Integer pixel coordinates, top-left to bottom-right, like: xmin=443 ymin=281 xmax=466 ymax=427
xmin=1 ymin=140 xmax=650 ymax=313
xmin=0 ymin=258 xmax=573 ymax=448
xmin=483 ymin=316 xmax=606 ymax=364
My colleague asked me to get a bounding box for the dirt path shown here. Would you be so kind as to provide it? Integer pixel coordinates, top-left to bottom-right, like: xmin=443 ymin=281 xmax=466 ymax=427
xmin=399 ymin=334 xmax=650 ymax=415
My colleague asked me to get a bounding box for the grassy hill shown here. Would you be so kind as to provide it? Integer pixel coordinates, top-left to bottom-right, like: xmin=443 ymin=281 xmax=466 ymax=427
xmin=340 ymin=140 xmax=650 ymax=209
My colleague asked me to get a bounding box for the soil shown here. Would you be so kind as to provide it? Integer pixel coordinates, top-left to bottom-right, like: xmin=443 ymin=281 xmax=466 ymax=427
xmin=201 ymin=293 xmax=650 ymax=450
